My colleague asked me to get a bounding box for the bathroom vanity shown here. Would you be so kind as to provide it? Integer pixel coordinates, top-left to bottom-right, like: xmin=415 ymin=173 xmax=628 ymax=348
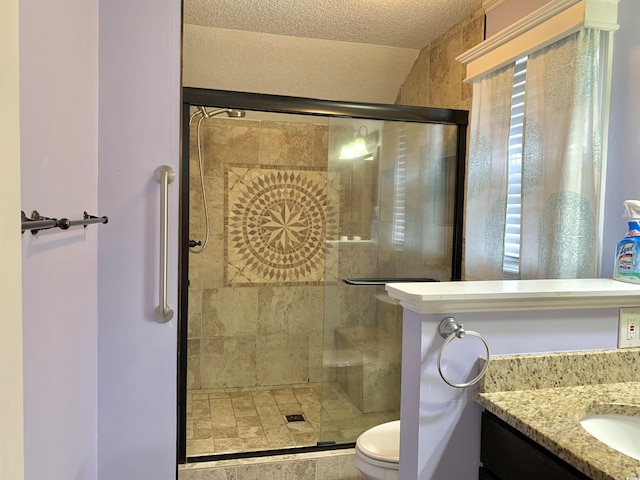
xmin=480 ymin=412 xmax=589 ymax=480
xmin=475 ymin=349 xmax=640 ymax=480
xmin=384 ymin=278 xmax=640 ymax=480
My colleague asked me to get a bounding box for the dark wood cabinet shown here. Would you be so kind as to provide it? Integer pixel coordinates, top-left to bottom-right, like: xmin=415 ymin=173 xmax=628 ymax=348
xmin=480 ymin=412 xmax=591 ymax=480
xmin=479 ymin=466 xmax=500 ymax=480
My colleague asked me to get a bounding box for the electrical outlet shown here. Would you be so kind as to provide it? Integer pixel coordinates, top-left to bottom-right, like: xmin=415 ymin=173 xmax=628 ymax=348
xmin=618 ymin=307 xmax=640 ymax=348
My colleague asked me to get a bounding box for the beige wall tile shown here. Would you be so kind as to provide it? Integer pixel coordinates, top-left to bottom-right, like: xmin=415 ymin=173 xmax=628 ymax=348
xmin=190 ymin=175 xmax=205 ymax=236
xmin=257 ymin=286 xmax=310 ymax=335
xmin=203 ymin=176 xmax=225 ymax=224
xmin=338 ymin=243 xmax=378 ymax=278
xmin=180 ymin=451 xmax=364 ymax=480
xmin=429 ymin=31 xmax=465 ymax=108
xmin=236 ymin=459 xmax=316 ymax=480
xmin=188 ymin=288 xmax=203 ymax=339
xmin=338 ymin=285 xmax=377 ymax=327
xmin=189 ymin=234 xmax=224 ymax=289
xmin=399 ymin=48 xmax=431 ymax=106
xmin=316 ymin=453 xmax=365 ymax=480
xmin=259 ymin=122 xmax=315 ymax=166
xmin=462 ymin=14 xmax=485 ymax=54
xmin=256 ymin=334 xmax=309 ymax=386
xmin=307 ymin=286 xmax=324 ymax=332
xmin=308 ymin=331 xmax=324 ymax=384
xmin=462 ymin=14 xmax=485 ymax=99
xmin=201 ymin=336 xmax=257 ymax=389
xmin=362 ymin=360 xmax=401 ymax=413
xmin=202 ymin=121 xmax=261 ymax=176
xmin=313 ymin=124 xmax=329 ymax=167
xmin=397 ymin=10 xmax=484 ymax=110
xmin=202 ymin=287 xmax=258 ymax=337
xmin=199 ymin=235 xmax=226 ymax=289
xmin=179 ymin=468 xmax=237 ymax=480
xmin=188 ymin=338 xmax=201 ymax=390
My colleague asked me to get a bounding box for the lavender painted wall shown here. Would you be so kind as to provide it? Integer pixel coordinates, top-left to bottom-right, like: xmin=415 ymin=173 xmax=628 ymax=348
xmin=19 ymin=1 xmax=99 ymax=479
xmin=601 ymin=0 xmax=640 ymax=278
xmin=399 ymin=307 xmax=619 ymax=480
xmin=97 ymin=0 xmax=181 ymax=478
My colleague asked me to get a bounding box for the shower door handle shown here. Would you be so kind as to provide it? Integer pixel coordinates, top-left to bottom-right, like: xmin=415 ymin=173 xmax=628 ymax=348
xmin=343 ymin=277 xmax=439 ymax=285
xmin=154 ymin=165 xmax=175 ymax=323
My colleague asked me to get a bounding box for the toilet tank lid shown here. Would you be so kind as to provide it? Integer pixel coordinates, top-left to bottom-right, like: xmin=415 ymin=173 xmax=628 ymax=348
xmin=356 ymin=420 xmax=400 ymax=463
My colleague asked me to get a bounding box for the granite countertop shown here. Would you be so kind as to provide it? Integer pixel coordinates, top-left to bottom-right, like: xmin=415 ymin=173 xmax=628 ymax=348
xmin=475 ymin=348 xmax=640 ymax=480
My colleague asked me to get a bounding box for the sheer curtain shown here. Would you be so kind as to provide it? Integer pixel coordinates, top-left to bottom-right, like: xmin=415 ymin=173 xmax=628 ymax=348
xmin=464 ymin=63 xmax=515 ymax=280
xmin=520 ymin=29 xmax=603 ymax=278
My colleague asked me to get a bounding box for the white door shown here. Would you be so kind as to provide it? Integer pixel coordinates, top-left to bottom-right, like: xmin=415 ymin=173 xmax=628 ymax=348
xmin=0 ymin=1 xmax=25 ymax=478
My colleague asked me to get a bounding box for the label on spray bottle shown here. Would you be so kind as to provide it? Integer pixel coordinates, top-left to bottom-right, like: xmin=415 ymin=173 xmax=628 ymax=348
xmin=613 ymin=220 xmax=640 ymax=284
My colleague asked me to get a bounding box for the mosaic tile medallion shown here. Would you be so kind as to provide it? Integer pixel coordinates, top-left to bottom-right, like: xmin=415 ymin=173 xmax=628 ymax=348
xmin=226 ymin=166 xmax=339 ymax=286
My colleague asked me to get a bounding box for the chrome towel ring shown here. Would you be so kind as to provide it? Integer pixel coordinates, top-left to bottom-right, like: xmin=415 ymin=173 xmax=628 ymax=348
xmin=437 ymin=317 xmax=490 ymax=388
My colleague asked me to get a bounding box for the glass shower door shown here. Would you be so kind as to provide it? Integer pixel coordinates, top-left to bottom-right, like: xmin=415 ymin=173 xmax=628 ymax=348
xmin=319 ymin=117 xmax=461 ymax=445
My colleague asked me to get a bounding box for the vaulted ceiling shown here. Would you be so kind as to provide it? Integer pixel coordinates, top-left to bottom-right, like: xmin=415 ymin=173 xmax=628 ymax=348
xmin=182 ymin=0 xmax=484 ymax=103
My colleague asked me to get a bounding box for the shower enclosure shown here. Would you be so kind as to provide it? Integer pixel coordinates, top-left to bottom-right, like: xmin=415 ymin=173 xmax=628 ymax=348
xmin=178 ymin=88 xmax=467 ymax=463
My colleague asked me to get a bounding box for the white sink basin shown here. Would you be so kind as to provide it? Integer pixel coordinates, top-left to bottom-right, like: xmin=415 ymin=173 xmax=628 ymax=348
xmin=580 ymin=413 xmax=640 ymax=460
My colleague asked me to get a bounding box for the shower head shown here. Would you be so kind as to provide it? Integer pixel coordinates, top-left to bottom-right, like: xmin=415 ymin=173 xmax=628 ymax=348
xmin=197 ymin=107 xmax=246 ymax=119
xmin=189 ymin=106 xmax=246 ymax=126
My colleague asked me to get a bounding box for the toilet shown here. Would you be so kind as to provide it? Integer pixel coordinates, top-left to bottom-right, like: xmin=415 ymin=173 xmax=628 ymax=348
xmin=355 ymin=420 xmax=400 ymax=480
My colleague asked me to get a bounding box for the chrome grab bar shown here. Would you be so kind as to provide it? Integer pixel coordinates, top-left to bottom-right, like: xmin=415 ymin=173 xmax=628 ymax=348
xmin=154 ymin=166 xmax=175 ymax=323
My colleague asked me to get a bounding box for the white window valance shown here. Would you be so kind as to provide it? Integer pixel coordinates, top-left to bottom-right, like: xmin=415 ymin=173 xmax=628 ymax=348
xmin=457 ymin=0 xmax=619 ymax=82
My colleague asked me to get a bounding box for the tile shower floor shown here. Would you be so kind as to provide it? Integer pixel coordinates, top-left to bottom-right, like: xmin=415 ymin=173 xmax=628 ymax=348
xmin=186 ymin=383 xmax=399 ymax=458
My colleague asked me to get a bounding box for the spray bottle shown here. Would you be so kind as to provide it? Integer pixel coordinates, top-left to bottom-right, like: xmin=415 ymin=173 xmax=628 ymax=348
xmin=613 ymin=200 xmax=640 ymax=284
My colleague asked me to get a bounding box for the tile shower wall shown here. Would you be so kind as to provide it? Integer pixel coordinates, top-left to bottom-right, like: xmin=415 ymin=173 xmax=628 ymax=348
xmin=397 ymin=8 xmax=485 ymax=111
xmin=396 ymin=9 xmax=484 ymax=283
xmin=187 ymin=116 xmax=405 ymax=423
xmin=188 ymin=118 xmax=332 ymax=390
xmin=323 ymin=122 xmax=404 ymax=416
xmin=377 ymin=122 xmax=459 ymax=283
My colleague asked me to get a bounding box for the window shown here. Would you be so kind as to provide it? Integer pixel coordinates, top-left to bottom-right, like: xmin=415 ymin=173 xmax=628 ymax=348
xmin=502 ymin=57 xmax=527 ymax=279
xmin=393 ymin=123 xmax=406 ymax=251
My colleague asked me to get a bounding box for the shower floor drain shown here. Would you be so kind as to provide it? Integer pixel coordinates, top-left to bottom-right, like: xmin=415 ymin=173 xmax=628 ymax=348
xmin=285 ymin=414 xmax=305 ymax=423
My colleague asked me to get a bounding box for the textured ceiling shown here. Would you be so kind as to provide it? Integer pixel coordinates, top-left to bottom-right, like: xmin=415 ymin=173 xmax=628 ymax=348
xmin=183 ymin=0 xmax=484 ymax=49
xmin=182 ymin=0 xmax=485 ymax=104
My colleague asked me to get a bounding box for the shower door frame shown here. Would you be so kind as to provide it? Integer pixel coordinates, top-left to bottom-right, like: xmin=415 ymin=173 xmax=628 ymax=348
xmin=178 ymin=87 xmax=468 ymax=464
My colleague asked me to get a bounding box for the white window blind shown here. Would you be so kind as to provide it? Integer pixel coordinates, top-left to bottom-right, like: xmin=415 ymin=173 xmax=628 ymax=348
xmin=503 ymin=57 xmax=527 ymax=278
xmin=393 ymin=123 xmax=406 ymax=251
